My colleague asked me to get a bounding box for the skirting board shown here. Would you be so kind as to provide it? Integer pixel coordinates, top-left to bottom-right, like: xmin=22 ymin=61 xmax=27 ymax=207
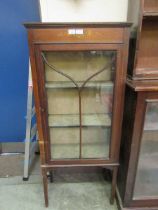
xmin=0 ymin=142 xmax=24 ymax=154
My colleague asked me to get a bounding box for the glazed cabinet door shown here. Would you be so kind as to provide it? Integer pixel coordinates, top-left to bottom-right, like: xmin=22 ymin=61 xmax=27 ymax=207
xmin=132 ymin=97 xmax=158 ymax=207
xmin=127 ymin=92 xmax=158 ymax=207
xmin=35 ymin=44 xmax=123 ymax=163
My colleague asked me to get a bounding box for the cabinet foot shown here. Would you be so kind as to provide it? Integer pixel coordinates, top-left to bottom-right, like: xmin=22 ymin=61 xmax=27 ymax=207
xmin=23 ymin=177 xmax=29 ymax=181
xmin=42 ymin=172 xmax=49 ymax=207
xmin=110 ymin=166 xmax=118 ymax=204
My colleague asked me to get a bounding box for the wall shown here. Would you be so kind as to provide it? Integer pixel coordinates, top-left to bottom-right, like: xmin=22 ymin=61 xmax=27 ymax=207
xmin=127 ymin=0 xmax=140 ymax=28
xmin=40 ymin=0 xmax=129 ymax=22
xmin=0 ymin=0 xmax=40 ymax=142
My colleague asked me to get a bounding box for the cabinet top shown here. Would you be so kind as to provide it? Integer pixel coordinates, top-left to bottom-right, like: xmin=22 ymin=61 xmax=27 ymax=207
xmin=23 ymin=22 xmax=132 ymax=29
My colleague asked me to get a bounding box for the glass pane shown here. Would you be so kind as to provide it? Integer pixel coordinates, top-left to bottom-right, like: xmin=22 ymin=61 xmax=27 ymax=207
xmin=47 ymin=88 xmax=80 ymax=159
xmin=43 ymin=51 xmax=116 ymax=160
xmin=81 ymin=79 xmax=114 ymax=158
xmin=134 ymin=102 xmax=158 ymax=198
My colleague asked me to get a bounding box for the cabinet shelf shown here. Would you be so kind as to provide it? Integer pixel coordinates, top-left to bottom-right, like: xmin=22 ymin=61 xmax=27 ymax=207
xmin=45 ymin=81 xmax=113 ymax=89
xmin=51 ymin=143 xmax=109 ymax=159
xmin=48 ymin=114 xmax=111 ymax=127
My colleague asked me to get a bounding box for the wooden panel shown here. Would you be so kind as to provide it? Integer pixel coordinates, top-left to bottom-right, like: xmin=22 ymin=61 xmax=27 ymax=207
xmin=135 ymin=19 xmax=158 ymax=76
xmin=128 ymin=1 xmax=158 ymax=79
xmin=144 ymin=0 xmax=158 ymax=13
xmin=30 ymin=28 xmax=124 ymax=43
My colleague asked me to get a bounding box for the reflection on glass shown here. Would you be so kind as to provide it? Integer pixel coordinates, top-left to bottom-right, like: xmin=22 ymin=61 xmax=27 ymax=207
xmin=81 ymin=82 xmax=113 ymax=158
xmin=43 ymin=51 xmax=116 ymax=159
xmin=134 ymin=102 xmax=158 ymax=198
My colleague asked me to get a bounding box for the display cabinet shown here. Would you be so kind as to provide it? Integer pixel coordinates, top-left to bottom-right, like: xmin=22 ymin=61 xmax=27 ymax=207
xmin=24 ymin=22 xmax=130 ymax=207
xmin=118 ymin=79 xmax=158 ymax=209
xmin=128 ymin=0 xmax=158 ymax=80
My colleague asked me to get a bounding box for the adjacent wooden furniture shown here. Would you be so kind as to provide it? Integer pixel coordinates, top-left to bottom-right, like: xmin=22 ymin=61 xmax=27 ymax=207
xmin=118 ymin=1 xmax=158 ymax=209
xmin=24 ymin=22 xmax=130 ymax=207
xmin=118 ymin=79 xmax=158 ymax=209
xmin=128 ymin=0 xmax=158 ymax=80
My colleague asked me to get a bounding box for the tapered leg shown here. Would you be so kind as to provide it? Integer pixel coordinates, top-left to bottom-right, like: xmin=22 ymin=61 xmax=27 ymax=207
xmin=110 ymin=166 xmax=118 ymax=204
xmin=42 ymin=170 xmax=49 ymax=207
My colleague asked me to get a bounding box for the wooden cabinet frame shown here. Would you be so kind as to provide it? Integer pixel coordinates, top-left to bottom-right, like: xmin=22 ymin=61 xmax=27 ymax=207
xmin=24 ymin=23 xmax=131 ymax=207
xmin=118 ymin=79 xmax=158 ymax=209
